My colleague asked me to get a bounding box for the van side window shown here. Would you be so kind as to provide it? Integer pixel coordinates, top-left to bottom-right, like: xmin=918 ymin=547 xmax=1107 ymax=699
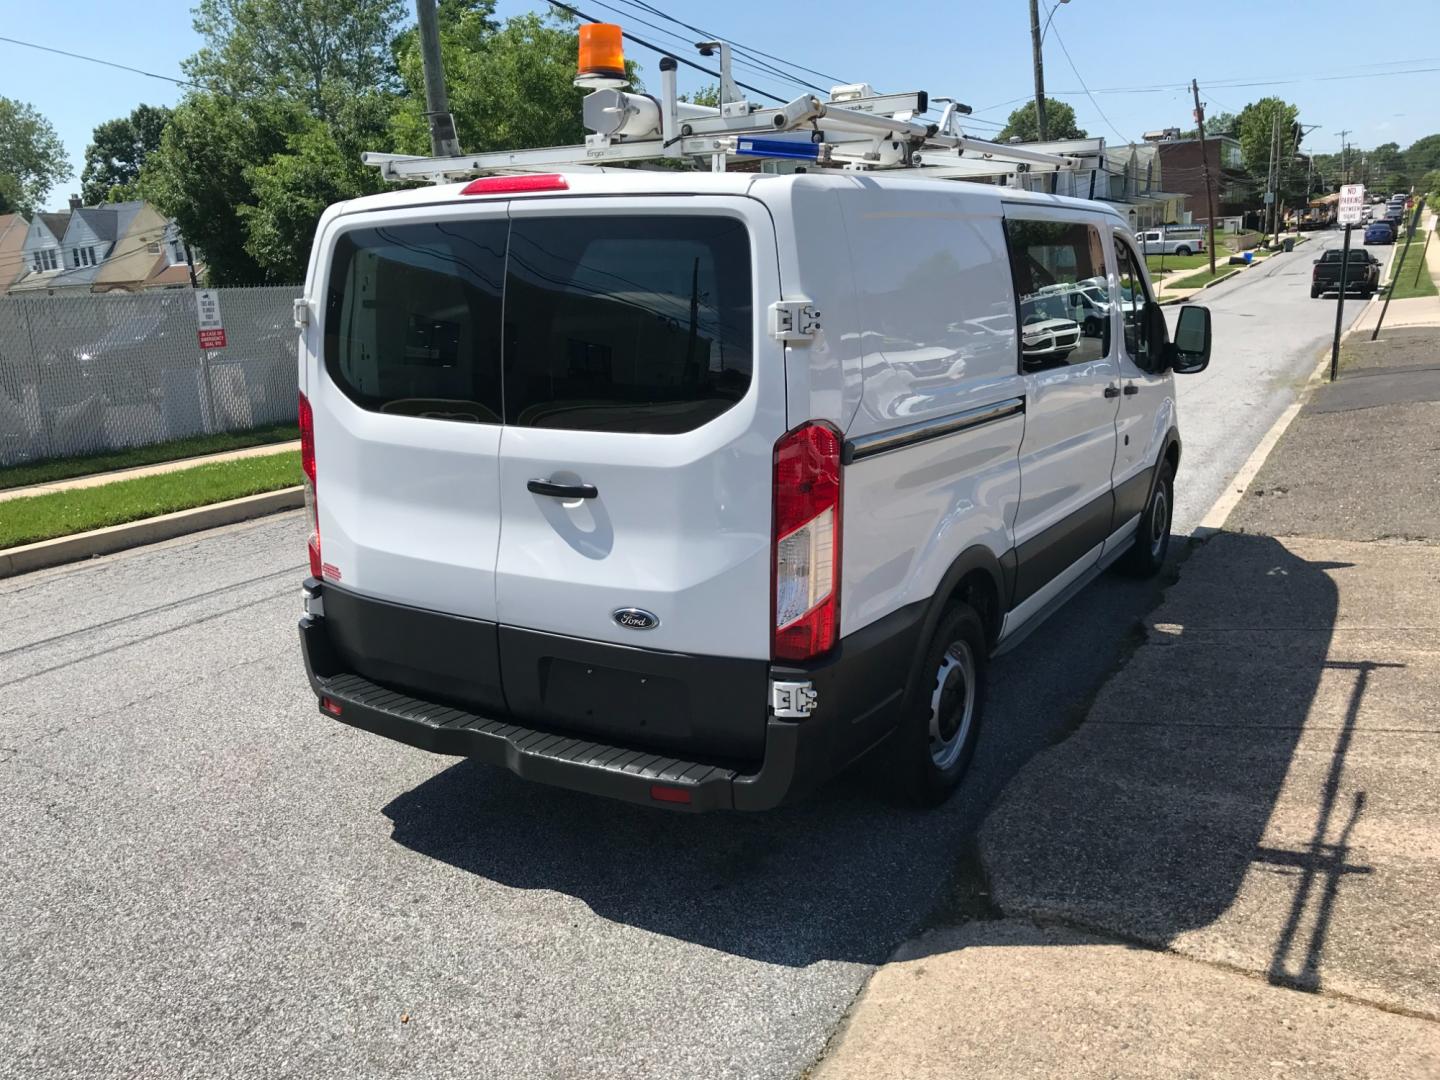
xmin=1113 ymin=238 xmax=1158 ymax=371
xmin=1002 ymin=219 xmax=1111 ymax=371
xmin=324 ymin=221 xmax=507 ymax=423
xmin=504 ymin=216 xmax=752 ymax=434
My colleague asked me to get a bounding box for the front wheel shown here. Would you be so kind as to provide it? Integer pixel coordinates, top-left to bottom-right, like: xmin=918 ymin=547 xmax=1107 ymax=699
xmin=892 ymin=605 xmax=988 ymax=807
xmin=1118 ymin=462 xmax=1174 ymax=578
xmin=1310 ymin=286 xmax=1321 ymax=298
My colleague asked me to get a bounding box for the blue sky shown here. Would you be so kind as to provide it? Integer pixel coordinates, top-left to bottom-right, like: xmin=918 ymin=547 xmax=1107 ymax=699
xmin=3 ymin=0 xmax=1438 ymax=210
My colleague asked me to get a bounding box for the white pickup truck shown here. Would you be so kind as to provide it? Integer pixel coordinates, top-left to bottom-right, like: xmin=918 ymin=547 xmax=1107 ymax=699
xmin=1134 ymin=228 xmax=1207 ymax=257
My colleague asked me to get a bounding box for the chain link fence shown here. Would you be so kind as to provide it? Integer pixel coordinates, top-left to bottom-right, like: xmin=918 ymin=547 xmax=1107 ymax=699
xmin=0 ymin=286 xmax=301 ymax=466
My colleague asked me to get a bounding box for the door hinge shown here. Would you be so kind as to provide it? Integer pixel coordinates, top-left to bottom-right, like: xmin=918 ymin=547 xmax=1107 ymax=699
xmin=768 ymin=299 xmax=821 ymax=341
xmin=771 ymin=679 xmax=818 ymax=719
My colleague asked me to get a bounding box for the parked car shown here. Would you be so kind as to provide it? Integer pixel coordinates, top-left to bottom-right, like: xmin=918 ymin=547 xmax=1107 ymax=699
xmin=1364 ymin=222 xmax=1395 ymax=246
xmin=296 ymin=171 xmax=1212 ymax=811
xmin=1036 ymin=280 xmax=1111 ymax=339
xmin=1312 ymin=247 xmax=1382 ymax=297
xmin=1134 ymin=227 xmax=1206 ymax=256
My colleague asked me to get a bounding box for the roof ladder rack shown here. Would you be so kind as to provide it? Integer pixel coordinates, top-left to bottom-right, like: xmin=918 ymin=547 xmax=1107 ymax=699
xmin=364 ymin=30 xmax=1083 ymax=184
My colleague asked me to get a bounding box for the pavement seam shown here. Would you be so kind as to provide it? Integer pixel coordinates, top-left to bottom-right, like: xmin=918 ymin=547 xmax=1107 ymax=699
xmin=994 ymin=912 xmax=1440 ymax=1026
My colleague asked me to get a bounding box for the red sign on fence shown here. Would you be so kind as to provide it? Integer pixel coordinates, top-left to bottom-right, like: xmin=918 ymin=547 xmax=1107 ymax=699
xmin=195 ymin=289 xmax=227 ymax=350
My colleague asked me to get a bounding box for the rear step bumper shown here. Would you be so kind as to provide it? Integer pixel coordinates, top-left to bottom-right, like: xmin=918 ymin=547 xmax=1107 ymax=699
xmin=299 ymin=613 xmax=829 ymax=812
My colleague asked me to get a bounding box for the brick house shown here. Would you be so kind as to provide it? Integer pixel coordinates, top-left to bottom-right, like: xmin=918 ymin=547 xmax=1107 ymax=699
xmin=1150 ymin=135 xmax=1252 ymax=221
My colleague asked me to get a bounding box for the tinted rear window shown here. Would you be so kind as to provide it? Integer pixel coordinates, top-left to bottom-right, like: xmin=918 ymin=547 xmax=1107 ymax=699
xmin=324 ymin=213 xmax=753 ymax=434
xmin=504 ymin=216 xmax=752 ymax=433
xmin=325 ymin=221 xmax=506 ymax=422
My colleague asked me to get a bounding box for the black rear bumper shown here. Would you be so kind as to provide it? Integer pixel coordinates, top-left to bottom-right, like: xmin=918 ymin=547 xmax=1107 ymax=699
xmin=298 ymin=582 xmax=922 ymax=812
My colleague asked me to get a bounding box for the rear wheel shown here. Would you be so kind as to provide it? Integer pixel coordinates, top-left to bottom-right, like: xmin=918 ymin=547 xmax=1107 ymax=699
xmin=893 ymin=605 xmax=988 ymax=807
xmin=1118 ymin=461 xmax=1174 ymax=578
xmin=1175 ymin=245 xmax=1193 ymax=256
xmin=1310 ymin=286 xmax=1321 ymax=298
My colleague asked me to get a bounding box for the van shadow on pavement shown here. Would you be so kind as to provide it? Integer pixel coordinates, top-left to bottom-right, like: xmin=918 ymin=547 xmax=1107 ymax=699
xmin=381 ymin=560 xmax=1172 ymax=968
xmin=973 ymin=531 xmax=1419 ymax=1002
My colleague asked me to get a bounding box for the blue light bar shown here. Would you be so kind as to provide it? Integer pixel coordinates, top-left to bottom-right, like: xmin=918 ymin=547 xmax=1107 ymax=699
xmin=735 ymin=138 xmax=820 ymax=162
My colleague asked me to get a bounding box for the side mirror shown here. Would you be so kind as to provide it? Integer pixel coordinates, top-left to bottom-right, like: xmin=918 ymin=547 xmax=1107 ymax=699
xmin=1169 ymin=305 xmax=1211 ymax=374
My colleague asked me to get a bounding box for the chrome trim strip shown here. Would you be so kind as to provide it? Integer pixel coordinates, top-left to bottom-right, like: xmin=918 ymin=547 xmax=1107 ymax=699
xmin=843 ymin=397 xmax=1025 ymax=464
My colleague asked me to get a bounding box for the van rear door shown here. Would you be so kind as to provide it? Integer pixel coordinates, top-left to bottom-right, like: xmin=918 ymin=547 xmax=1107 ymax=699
xmin=310 ymin=203 xmax=509 ymax=709
xmin=492 ymin=198 xmax=786 ymax=756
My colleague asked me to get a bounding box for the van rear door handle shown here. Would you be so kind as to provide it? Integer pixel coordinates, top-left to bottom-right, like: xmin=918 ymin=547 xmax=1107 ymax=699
xmin=1103 ymin=385 xmax=1121 ymax=398
xmin=1123 ymin=384 xmax=1139 ymax=395
xmin=528 ymin=478 xmax=598 ymax=500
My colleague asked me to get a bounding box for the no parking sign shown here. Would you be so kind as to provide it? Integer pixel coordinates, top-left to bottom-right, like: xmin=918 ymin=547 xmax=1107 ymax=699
xmin=196 ymin=289 xmax=227 ymax=349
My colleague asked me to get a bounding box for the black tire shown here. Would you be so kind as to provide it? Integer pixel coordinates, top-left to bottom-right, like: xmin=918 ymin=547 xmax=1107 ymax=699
xmin=1175 ymin=245 xmax=1192 ymax=256
xmin=892 ymin=604 xmax=988 ymax=807
xmin=1118 ymin=461 xmax=1174 ymax=578
xmin=1362 ymin=287 xmax=1375 ymax=299
xmin=1310 ymin=286 xmax=1321 ymax=298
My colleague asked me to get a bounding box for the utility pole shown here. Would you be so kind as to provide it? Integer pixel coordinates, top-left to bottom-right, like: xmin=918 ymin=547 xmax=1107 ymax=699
xmin=416 ymin=0 xmax=462 ymax=157
xmin=1272 ymin=110 xmax=1284 ymax=241
xmin=1028 ymin=0 xmax=1048 ymax=141
xmin=182 ymin=241 xmax=200 ymax=290
xmin=1193 ymin=79 xmax=1218 ymax=275
xmin=1337 ymin=129 xmax=1352 ymax=185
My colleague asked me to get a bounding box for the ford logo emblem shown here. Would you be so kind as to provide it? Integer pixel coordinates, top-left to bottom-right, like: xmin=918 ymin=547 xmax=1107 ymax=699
xmin=612 ymin=608 xmax=659 ymax=630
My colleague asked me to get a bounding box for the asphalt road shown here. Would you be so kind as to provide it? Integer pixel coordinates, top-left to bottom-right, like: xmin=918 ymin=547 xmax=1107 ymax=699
xmin=1167 ymin=228 xmax=1388 ymax=530
xmin=0 ymin=241 xmax=1370 ymax=1079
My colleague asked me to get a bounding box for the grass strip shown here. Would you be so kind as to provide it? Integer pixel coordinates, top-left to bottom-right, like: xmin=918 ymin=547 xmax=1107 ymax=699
xmin=1383 ymin=240 xmax=1438 ymax=300
xmin=1146 ymin=252 xmax=1212 ymax=275
xmin=0 ymin=451 xmax=300 ymax=550
xmin=0 ymin=422 xmax=300 ymax=492
xmin=1168 ymin=266 xmax=1240 ymax=290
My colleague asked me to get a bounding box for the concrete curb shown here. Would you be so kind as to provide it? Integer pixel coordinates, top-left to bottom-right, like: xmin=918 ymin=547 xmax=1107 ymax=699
xmin=0 ymin=486 xmax=303 ymax=579
xmin=1159 ymin=267 xmax=1244 ymax=305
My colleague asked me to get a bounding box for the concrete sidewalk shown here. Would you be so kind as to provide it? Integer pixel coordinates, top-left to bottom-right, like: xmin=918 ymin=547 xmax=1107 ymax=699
xmin=813 ymin=325 xmax=1440 ymax=1077
xmin=0 ymin=440 xmax=300 ymax=503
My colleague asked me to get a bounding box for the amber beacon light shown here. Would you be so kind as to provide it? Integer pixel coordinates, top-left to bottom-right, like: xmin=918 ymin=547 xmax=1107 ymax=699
xmin=575 ymin=23 xmax=627 ymax=89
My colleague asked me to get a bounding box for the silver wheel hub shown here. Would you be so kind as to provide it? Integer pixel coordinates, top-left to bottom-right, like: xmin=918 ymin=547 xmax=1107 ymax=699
xmin=1149 ymin=485 xmax=1169 ymax=557
xmin=929 ymin=640 xmax=976 ymax=770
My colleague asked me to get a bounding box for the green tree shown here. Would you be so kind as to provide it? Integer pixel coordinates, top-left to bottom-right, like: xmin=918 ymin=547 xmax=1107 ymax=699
xmin=1363 ymin=141 xmax=1408 ymax=194
xmin=0 ymin=97 xmax=68 ymax=216
xmin=997 ymin=98 xmax=1086 ymax=143
xmin=186 ymin=0 xmax=406 ymax=121
xmin=681 ymin=84 xmax=722 ymax=108
xmin=1403 ymin=134 xmax=1440 ymax=178
xmin=142 ymin=95 xmax=305 ymax=284
xmin=388 ymin=10 xmax=596 ymax=155
xmin=79 ymin=105 xmax=173 ymax=205
xmin=238 ymin=97 xmax=389 ymax=279
xmin=1235 ymin=97 xmax=1299 ymax=176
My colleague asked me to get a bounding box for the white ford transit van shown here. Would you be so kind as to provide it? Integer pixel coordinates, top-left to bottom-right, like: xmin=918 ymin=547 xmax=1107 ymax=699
xmin=296 ymin=169 xmax=1212 ymax=811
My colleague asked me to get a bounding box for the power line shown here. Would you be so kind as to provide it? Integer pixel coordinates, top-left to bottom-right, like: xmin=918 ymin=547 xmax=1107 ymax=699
xmin=977 ymin=59 xmax=1440 ymax=113
xmin=599 ymin=0 xmax=829 ymax=93
xmin=573 ymin=0 xmax=827 ymax=95
xmin=1044 ymin=9 xmax=1131 ymax=146
xmin=547 ymin=0 xmax=788 ymax=103
xmin=610 ymin=0 xmax=849 ymax=86
xmin=0 ymin=35 xmax=208 ymax=91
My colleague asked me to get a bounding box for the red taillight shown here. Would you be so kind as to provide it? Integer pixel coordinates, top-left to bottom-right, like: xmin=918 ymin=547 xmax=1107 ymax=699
xmin=320 ymin=696 xmax=342 ymax=716
xmin=649 ymin=784 xmax=692 ymax=805
xmin=772 ymin=421 xmax=842 ymax=662
xmin=299 ymin=391 xmax=321 ymax=580
xmin=460 ymin=174 xmax=569 ymax=196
